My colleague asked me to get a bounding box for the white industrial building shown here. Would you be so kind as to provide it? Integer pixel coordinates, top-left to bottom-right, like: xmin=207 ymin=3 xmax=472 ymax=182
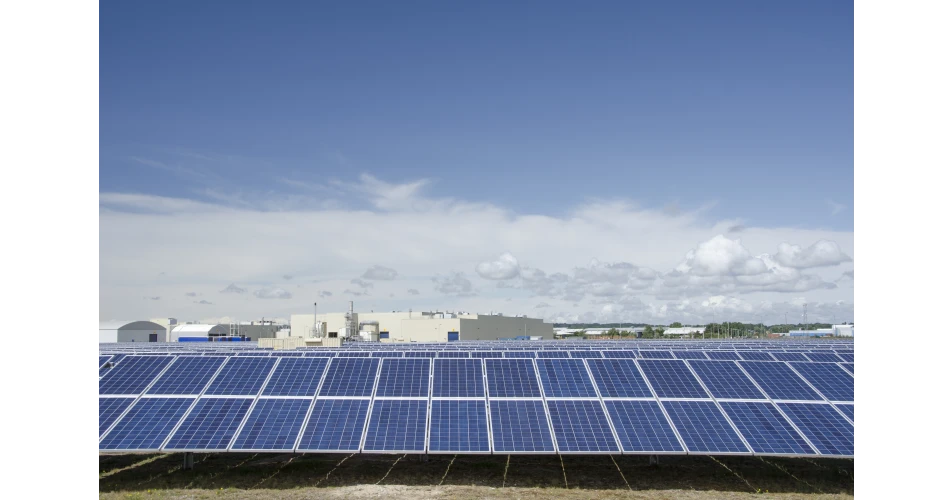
xmin=785 ymin=324 xmax=854 ymax=337
xmin=290 ymin=307 xmax=553 ymax=343
xmin=663 ymin=326 xmax=706 ymax=337
xmin=99 ymin=320 xmax=174 ymax=343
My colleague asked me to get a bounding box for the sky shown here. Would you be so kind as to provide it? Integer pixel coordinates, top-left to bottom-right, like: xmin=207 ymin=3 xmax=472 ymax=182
xmin=99 ymin=0 xmax=854 ymax=326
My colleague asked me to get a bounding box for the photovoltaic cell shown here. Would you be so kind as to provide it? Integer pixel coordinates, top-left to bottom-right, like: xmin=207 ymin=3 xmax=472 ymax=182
xmin=788 ymin=362 xmax=854 ymax=402
xmin=568 ymin=350 xmax=603 ymax=359
xmin=489 ymin=400 xmax=555 ymax=452
xmin=485 ymin=359 xmax=541 ymax=397
xmin=470 ymin=351 xmax=503 ymax=358
xmin=363 ymin=399 xmax=428 ymax=452
xmin=432 ymin=359 xmax=485 ymax=397
xmin=204 ymin=357 xmax=277 ymax=396
xmin=99 ymin=356 xmax=112 ymax=368
xmin=100 ymin=355 xmax=176 ymax=395
xmin=604 ymin=400 xmax=683 ymax=452
xmin=740 ymin=362 xmax=822 ymax=401
xmin=100 ymin=397 xmax=194 ymax=450
xmin=840 ymin=363 xmax=853 ymax=375
xmin=99 ymin=397 xmax=135 ymax=437
xmin=706 ymin=351 xmax=741 ymax=360
xmin=662 ymin=401 xmax=749 ymax=453
xmin=720 ymin=402 xmax=815 ymax=455
xmin=835 ymin=404 xmax=854 ymax=422
xmin=586 ymin=359 xmax=653 ymax=398
xmin=146 ymin=356 xmax=227 ymax=395
xmin=673 ymin=351 xmax=710 ymax=360
xmin=297 ymin=399 xmax=370 ymax=452
xmin=375 ymin=358 xmax=431 ymax=397
xmin=777 ymin=403 xmax=854 ymax=456
xmin=405 ymin=351 xmax=437 ymax=358
xmin=503 ymin=351 xmax=535 ymax=358
xmin=164 ymin=397 xmax=253 ymax=450
xmin=428 ymin=400 xmax=490 ymax=452
xmin=601 ymin=350 xmax=637 ymax=358
xmin=737 ymin=352 xmax=775 ymax=361
xmin=640 ymin=351 xmax=674 ymax=359
xmin=437 ymin=351 xmax=470 ymax=358
xmin=260 ymin=357 xmax=329 ymax=397
xmin=370 ymin=351 xmax=403 ymax=358
xmin=638 ymin=360 xmax=709 ymax=399
xmin=546 ymin=400 xmax=619 ymax=452
xmin=769 ymin=352 xmax=809 ymax=362
xmin=688 ymin=360 xmax=765 ymax=400
xmin=535 ymin=350 xmax=570 ymax=359
xmin=318 ymin=358 xmax=379 ymax=397
xmin=536 ymin=359 xmax=597 ymax=397
xmin=804 ymin=352 xmax=844 ymax=363
xmin=837 ymin=352 xmax=854 ymax=363
xmin=303 ymin=351 xmax=338 ymax=357
xmin=231 ymin=398 xmax=312 ymax=451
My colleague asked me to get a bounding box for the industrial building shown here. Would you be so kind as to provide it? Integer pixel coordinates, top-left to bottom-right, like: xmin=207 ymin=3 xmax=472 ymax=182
xmin=99 ymin=320 xmax=172 ymax=343
xmin=663 ymin=326 xmax=706 ymax=337
xmin=290 ymin=306 xmax=553 ymax=343
xmin=786 ymin=324 xmax=855 ymax=337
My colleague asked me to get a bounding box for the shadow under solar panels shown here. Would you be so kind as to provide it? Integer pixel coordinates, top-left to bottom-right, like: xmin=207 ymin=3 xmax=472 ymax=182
xmin=720 ymin=402 xmax=815 ymax=455
xmin=100 ymin=397 xmax=195 ymax=451
xmin=661 ymin=401 xmax=750 ymax=454
xmin=489 ymin=400 xmax=555 ymax=453
xmin=362 ymin=399 xmax=428 ymax=452
xmin=230 ymin=398 xmax=312 ymax=451
xmin=546 ymin=400 xmax=619 ymax=453
xmin=776 ymin=403 xmax=854 ymax=456
xmin=296 ymin=399 xmax=370 ymax=452
xmin=428 ymin=400 xmax=490 ymax=453
xmin=164 ymin=397 xmax=253 ymax=451
xmin=604 ymin=400 xmax=683 ymax=453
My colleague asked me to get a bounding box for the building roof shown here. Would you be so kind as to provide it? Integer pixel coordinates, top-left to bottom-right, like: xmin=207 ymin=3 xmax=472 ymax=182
xmin=171 ymin=324 xmax=228 ymax=335
xmin=664 ymin=327 xmax=705 ymax=335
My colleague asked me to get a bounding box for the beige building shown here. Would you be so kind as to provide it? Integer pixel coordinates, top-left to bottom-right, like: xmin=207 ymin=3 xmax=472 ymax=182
xmin=290 ymin=310 xmax=553 ymax=343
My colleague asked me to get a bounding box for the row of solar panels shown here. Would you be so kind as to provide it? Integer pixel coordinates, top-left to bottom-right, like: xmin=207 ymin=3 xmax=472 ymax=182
xmin=100 ymin=355 xmax=852 ymax=456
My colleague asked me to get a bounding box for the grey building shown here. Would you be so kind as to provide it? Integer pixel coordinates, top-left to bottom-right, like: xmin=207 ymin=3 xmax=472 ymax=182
xmin=117 ymin=321 xmax=168 ymax=342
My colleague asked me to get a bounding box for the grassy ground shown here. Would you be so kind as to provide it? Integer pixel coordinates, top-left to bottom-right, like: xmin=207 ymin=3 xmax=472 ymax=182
xmin=100 ymin=453 xmax=852 ymax=499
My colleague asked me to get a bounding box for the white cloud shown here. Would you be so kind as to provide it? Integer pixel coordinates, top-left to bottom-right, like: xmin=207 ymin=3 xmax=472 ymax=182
xmin=827 ymin=200 xmax=846 ymax=215
xmin=361 ymin=265 xmax=398 ymax=280
xmin=407 ymin=289 xmax=420 ymax=295
xmin=319 ymin=291 xmax=333 ymax=297
xmin=350 ymin=278 xmax=374 ymax=289
xmin=476 ymin=252 xmax=520 ymax=280
xmin=219 ymin=283 xmax=247 ymax=294
xmin=433 ymin=273 xmax=475 ymax=296
xmin=774 ymin=240 xmax=853 ymax=268
xmin=253 ymin=286 xmax=292 ymax=299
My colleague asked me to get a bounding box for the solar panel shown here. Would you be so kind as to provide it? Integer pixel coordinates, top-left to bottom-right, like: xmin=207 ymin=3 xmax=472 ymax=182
xmin=375 ymin=359 xmax=431 ymax=397
xmin=437 ymin=351 xmax=470 ymax=358
xmin=640 ymin=350 xmax=674 ymax=359
xmin=99 ymin=397 xmax=194 ymax=450
xmin=146 ymin=356 xmax=227 ymax=395
xmin=720 ymin=402 xmax=815 ymax=455
xmin=568 ymin=350 xmax=603 ymax=359
xmin=485 ymin=359 xmax=541 ymax=398
xmin=99 ymin=356 xmax=112 ymax=368
xmin=673 ymin=351 xmax=710 ymax=360
xmin=688 ymin=360 xmax=765 ymax=400
xmin=837 ymin=352 xmax=854 ymax=363
xmin=337 ymin=351 xmax=371 ymax=357
xmin=432 ymin=359 xmax=485 ymax=397
xmin=788 ymin=362 xmax=854 ymax=402
xmin=99 ymin=355 xmax=175 ymax=395
xmin=489 ymin=400 xmax=555 ymax=453
xmin=535 ymin=359 xmax=597 ymax=398
xmin=768 ymin=352 xmax=809 ymax=362
xmin=604 ymin=400 xmax=683 ymax=453
xmin=803 ymin=352 xmax=844 ymax=363
xmin=706 ymin=351 xmax=741 ymax=360
xmin=164 ymin=397 xmax=253 ymax=450
xmin=230 ymin=398 xmax=312 ymax=451
xmin=776 ymin=403 xmax=854 ymax=456
xmin=601 ymin=350 xmax=637 ymax=358
xmin=362 ymin=400 xmax=428 ymax=452
xmin=303 ymin=351 xmax=338 ymax=357
xmin=428 ymin=400 xmax=490 ymax=453
xmin=204 ymin=357 xmax=277 ymax=396
xmin=740 ymin=362 xmax=822 ymax=401
xmin=737 ymin=352 xmax=775 ymax=361
xmin=535 ymin=351 xmax=570 ymax=359
xmin=405 ymin=351 xmax=437 ymax=358
xmin=661 ymin=401 xmax=749 ymax=453
xmin=546 ymin=400 xmax=619 ymax=453
xmin=586 ymin=359 xmax=653 ymax=398
xmin=840 ymin=363 xmax=854 ymax=374
xmin=638 ymin=360 xmax=709 ymax=398
xmin=318 ymin=358 xmax=380 ymax=397
xmin=370 ymin=351 xmax=403 ymax=358
xmin=835 ymin=404 xmax=854 ymax=422
xmin=470 ymin=351 xmax=503 ymax=358
xmin=297 ymin=399 xmax=370 ymax=452
xmin=260 ymin=358 xmax=329 ymax=397
xmin=502 ymin=351 xmax=535 ymax=358
xmin=99 ymin=397 xmax=135 ymax=437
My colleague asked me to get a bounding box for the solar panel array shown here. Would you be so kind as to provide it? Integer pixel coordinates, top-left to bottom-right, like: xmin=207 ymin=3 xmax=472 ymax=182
xmin=100 ymin=339 xmax=853 ymax=457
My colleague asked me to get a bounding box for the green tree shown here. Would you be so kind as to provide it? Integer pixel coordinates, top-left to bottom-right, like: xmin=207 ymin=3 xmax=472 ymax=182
xmin=670 ymin=322 xmax=683 ymax=328
xmin=643 ymin=326 xmax=654 ymax=338
xmin=606 ymin=328 xmax=619 ymax=339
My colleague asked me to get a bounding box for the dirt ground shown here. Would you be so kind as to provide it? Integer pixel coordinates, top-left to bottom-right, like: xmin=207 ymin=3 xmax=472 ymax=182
xmin=99 ymin=453 xmax=853 ymax=499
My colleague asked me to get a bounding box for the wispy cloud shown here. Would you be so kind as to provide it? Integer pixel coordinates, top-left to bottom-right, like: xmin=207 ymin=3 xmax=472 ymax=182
xmin=827 ymin=199 xmax=846 ymax=215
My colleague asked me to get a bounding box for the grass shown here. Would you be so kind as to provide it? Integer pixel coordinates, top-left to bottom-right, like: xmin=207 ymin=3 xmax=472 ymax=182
xmin=100 ymin=453 xmax=853 ymax=499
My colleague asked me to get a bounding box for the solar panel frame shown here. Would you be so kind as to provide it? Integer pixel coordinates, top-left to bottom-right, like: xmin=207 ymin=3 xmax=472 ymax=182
xmin=787 ymin=362 xmax=854 ymax=402
xmin=427 ymin=400 xmax=491 ymax=454
xmin=374 ymin=358 xmax=432 ymax=398
xmin=535 ymin=359 xmax=598 ymax=398
xmin=776 ymin=402 xmax=854 ymax=457
xmin=260 ymin=357 xmax=330 ymax=397
xmin=488 ymin=399 xmax=557 ymax=454
xmin=637 ymin=359 xmax=710 ymax=399
xmin=706 ymin=351 xmax=741 ymax=360
xmin=803 ymin=352 xmax=845 ymax=363
xmin=485 ymin=359 xmax=542 ymax=398
xmin=296 ymin=399 xmax=372 ymax=452
xmin=603 ymin=400 xmax=685 ymax=454
xmin=99 ymin=355 xmax=177 ymax=396
xmin=361 ymin=399 xmax=429 ymax=453
xmin=99 ymin=397 xmax=136 ymax=438
xmin=318 ymin=357 xmax=381 ymax=397
xmin=203 ymin=357 xmax=279 ymax=396
xmin=687 ymin=360 xmax=767 ymax=400
xmin=99 ymin=397 xmax=196 ymax=451
xmin=146 ymin=356 xmax=229 ymax=396
xmin=229 ymin=398 xmax=314 ymax=452
xmin=546 ymin=400 xmax=620 ymax=453
xmin=431 ymin=358 xmax=485 ymax=398
xmin=719 ymin=402 xmax=817 ymax=456
xmin=162 ymin=397 xmax=254 ymax=452
xmin=585 ymin=359 xmax=654 ymax=398
xmin=661 ymin=401 xmax=751 ymax=455
xmin=738 ymin=361 xmax=823 ymax=401
xmin=640 ymin=350 xmax=675 ymax=359
xmin=835 ymin=403 xmax=854 ymax=423
xmin=737 ymin=351 xmax=776 ymax=361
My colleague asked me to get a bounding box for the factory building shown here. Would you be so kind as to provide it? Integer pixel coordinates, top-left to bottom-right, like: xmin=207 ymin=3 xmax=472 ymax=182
xmin=170 ymin=324 xmax=230 ymax=341
xmin=786 ymin=324 xmax=854 ymax=337
xmin=290 ymin=308 xmax=554 ymax=343
xmin=663 ymin=326 xmax=706 ymax=337
xmin=99 ymin=320 xmax=171 ymax=343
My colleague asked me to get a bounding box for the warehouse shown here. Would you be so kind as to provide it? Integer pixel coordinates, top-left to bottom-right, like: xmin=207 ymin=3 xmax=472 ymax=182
xmin=98 ymin=320 xmax=169 ymax=343
xmin=170 ymin=323 xmax=230 ymax=341
xmin=290 ymin=308 xmax=553 ymax=343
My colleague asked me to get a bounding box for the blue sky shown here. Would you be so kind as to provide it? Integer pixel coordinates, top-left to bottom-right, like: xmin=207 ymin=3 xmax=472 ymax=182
xmin=100 ymin=1 xmax=854 ymax=323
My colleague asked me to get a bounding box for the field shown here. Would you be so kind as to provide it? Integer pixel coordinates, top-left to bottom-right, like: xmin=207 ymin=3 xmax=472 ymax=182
xmin=100 ymin=452 xmax=853 ymax=499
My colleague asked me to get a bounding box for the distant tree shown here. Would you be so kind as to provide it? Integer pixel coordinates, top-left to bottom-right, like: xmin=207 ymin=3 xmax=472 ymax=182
xmin=606 ymin=328 xmax=620 ymax=339
xmin=655 ymin=328 xmax=665 ymax=338
xmin=670 ymin=322 xmax=683 ymax=328
xmin=643 ymin=326 xmax=654 ymax=339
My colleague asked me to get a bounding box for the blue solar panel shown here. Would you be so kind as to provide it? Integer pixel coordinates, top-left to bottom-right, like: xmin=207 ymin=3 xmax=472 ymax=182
xmin=437 ymin=351 xmax=470 ymax=358
xmin=485 ymin=359 xmax=541 ymax=397
xmin=835 ymin=404 xmax=854 ymax=422
xmin=303 ymin=351 xmax=338 ymax=357
xmin=601 ymin=350 xmax=637 ymax=358
xmin=641 ymin=350 xmax=674 ymax=359
xmin=432 ymin=359 xmax=485 ymax=397
xmin=738 ymin=352 xmax=775 ymax=361
xmin=99 ymin=397 xmax=135 ymax=437
xmin=776 ymin=403 xmax=853 ymax=456
xmin=375 ymin=358 xmax=431 ymax=397
xmin=586 ymin=359 xmax=653 ymax=398
xmin=604 ymin=400 xmax=683 ymax=453
xmin=99 ymin=356 xmax=111 ymax=368
xmin=100 ymin=356 xmax=176 ymax=395
xmin=720 ymin=402 xmax=815 ymax=455
xmin=706 ymin=351 xmax=741 ymax=360
xmin=568 ymin=350 xmax=603 ymax=359
xmin=673 ymin=351 xmax=710 ymax=360
xmin=662 ymin=401 xmax=749 ymax=453
xmin=203 ymin=357 xmax=277 ymax=396
xmin=337 ymin=351 xmax=371 ymax=357
xmin=768 ymin=352 xmax=809 ymax=362
xmin=739 ymin=362 xmax=822 ymax=401
xmin=405 ymin=351 xmax=437 ymax=358
xmin=231 ymin=398 xmax=312 ymax=451
xmin=363 ymin=400 xmax=428 ymax=452
xmin=535 ymin=350 xmax=570 ymax=358
xmin=470 ymin=351 xmax=504 ymax=358
xmin=535 ymin=359 xmax=597 ymax=398
xmin=840 ymin=363 xmax=853 ymax=374
xmin=318 ymin=358 xmax=380 ymax=397
xmin=837 ymin=352 xmax=854 ymax=363
xmin=428 ymin=400 xmax=490 ymax=452
xmin=688 ymin=360 xmax=765 ymax=400
xmin=489 ymin=400 xmax=555 ymax=453
xmin=546 ymin=400 xmax=619 ymax=453
xmin=638 ymin=360 xmax=709 ymax=398
xmin=100 ymin=397 xmax=194 ymax=450
xmin=502 ymin=351 xmax=535 ymax=358
xmin=164 ymin=397 xmax=253 ymax=450
xmin=788 ymin=363 xmax=853 ymax=402
xmin=297 ymin=399 xmax=370 ymax=452
xmin=370 ymin=351 xmax=403 ymax=358
xmin=260 ymin=358 xmax=329 ymax=397
xmin=146 ymin=356 xmax=227 ymax=395
xmin=804 ymin=352 xmax=844 ymax=363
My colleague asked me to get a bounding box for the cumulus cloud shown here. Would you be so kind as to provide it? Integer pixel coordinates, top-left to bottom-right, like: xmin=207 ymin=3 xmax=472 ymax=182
xmin=319 ymin=291 xmax=333 ymax=298
xmin=675 ymin=235 xmax=767 ymax=277
xmin=253 ymin=286 xmax=292 ymax=299
xmin=476 ymin=252 xmax=520 ymax=280
xmin=361 ymin=265 xmax=398 ymax=280
xmin=219 ymin=283 xmax=247 ymax=294
xmin=407 ymin=289 xmax=420 ymax=295
xmin=433 ymin=273 xmax=476 ymax=296
xmin=774 ymin=240 xmax=853 ymax=268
